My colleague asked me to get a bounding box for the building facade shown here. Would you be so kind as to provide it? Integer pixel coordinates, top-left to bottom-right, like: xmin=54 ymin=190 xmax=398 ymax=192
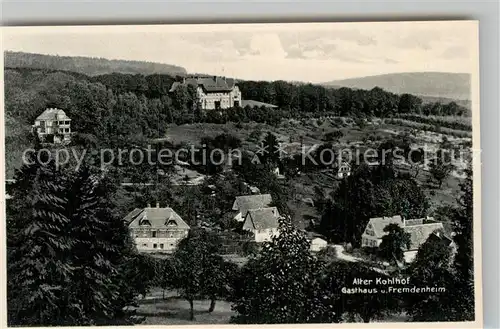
xmin=125 ymin=204 xmax=190 ymax=253
xmin=242 ymin=207 xmax=280 ymax=243
xmin=169 ymin=75 xmax=242 ymax=110
xmin=32 ymin=108 xmax=72 ymax=144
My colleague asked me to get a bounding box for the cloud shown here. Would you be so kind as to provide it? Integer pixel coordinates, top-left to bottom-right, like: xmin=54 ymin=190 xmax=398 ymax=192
xmin=278 ymin=29 xmax=376 ymax=61
xmin=249 ymin=33 xmax=287 ymax=59
xmin=393 ymin=33 xmax=441 ymax=50
xmin=441 ymin=45 xmax=470 ymax=59
xmin=3 ymin=21 xmax=477 ymax=82
xmin=384 ymin=58 xmax=399 ymax=64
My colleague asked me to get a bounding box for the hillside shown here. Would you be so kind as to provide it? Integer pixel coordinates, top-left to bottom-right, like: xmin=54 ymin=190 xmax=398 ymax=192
xmin=323 ymin=72 xmax=471 ymax=101
xmin=4 ymin=51 xmax=187 ymax=77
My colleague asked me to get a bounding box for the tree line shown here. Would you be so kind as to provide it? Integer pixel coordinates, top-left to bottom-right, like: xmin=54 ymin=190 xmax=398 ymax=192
xmin=5 ymin=68 xmax=469 ymax=145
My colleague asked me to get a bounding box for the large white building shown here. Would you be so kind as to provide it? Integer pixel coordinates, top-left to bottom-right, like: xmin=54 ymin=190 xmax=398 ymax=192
xmin=125 ymin=203 xmax=190 ymax=253
xmin=32 ymin=108 xmax=72 ymax=144
xmin=169 ymin=75 xmax=242 ymax=110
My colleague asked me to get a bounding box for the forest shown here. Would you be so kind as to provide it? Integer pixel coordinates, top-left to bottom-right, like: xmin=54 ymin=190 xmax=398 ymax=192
xmin=5 ymin=51 xmax=187 ymax=76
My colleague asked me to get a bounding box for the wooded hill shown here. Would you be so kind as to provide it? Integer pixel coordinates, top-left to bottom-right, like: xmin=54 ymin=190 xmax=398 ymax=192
xmin=4 ymin=51 xmax=187 ymax=76
xmin=324 ymin=72 xmax=471 ymax=101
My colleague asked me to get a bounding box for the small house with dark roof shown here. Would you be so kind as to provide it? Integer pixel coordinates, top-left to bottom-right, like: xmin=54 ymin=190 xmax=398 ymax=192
xmin=242 ymin=206 xmax=280 ymax=242
xmin=232 ymin=194 xmax=273 ymax=222
xmin=32 ymin=108 xmax=72 ymax=144
xmin=169 ymin=75 xmax=242 ymax=110
xmin=126 ymin=203 xmax=190 ymax=253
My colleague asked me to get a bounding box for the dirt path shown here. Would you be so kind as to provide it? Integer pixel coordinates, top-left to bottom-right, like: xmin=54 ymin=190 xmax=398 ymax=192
xmin=332 ymin=244 xmax=390 ymax=275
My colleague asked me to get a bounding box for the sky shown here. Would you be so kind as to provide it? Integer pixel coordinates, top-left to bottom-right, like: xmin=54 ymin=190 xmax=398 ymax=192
xmin=2 ymin=21 xmax=478 ymax=83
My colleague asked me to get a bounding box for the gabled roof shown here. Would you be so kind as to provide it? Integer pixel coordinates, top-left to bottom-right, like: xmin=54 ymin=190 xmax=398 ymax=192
xmin=169 ymin=76 xmax=237 ymax=93
xmin=426 ymin=231 xmax=454 ymax=247
xmin=404 ymin=222 xmax=444 ymax=250
xmin=123 ymin=208 xmax=142 ymax=224
xmin=243 ymin=207 xmax=280 ymax=231
xmin=366 ymin=215 xmax=403 ymax=238
xmin=233 ymin=194 xmax=273 ymax=218
xmin=127 ymin=206 xmax=189 ymax=229
xmin=35 ymin=108 xmax=71 ymax=121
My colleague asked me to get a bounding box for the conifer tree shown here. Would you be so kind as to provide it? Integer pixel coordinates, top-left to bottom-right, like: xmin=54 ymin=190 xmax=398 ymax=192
xmin=7 ymin=157 xmax=76 ymax=326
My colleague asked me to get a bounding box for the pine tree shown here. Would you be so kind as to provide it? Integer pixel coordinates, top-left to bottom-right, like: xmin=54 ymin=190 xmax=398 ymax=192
xmin=7 ymin=158 xmax=76 ymax=326
xmin=65 ymin=165 xmax=119 ymax=324
xmin=7 ymin=155 xmax=143 ymax=326
xmin=67 ymin=164 xmax=144 ymax=325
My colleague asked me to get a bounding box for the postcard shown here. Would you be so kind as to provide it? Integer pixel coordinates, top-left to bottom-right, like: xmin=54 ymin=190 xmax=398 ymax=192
xmin=1 ymin=21 xmax=481 ymax=328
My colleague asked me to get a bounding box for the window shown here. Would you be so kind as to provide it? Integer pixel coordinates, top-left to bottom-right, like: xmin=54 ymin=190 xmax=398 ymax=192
xmin=170 ymin=244 xmax=174 ymax=247
xmin=142 ymin=243 xmax=147 ymax=247
xmin=215 ymin=101 xmax=221 ymax=109
xmin=140 ymin=219 xmax=151 ymax=226
xmin=152 ymin=231 xmax=157 ymax=238
xmin=160 ymin=244 xmax=164 ymax=249
xmin=153 ymin=243 xmax=157 ymax=249
xmin=234 ymin=100 xmax=240 ymax=107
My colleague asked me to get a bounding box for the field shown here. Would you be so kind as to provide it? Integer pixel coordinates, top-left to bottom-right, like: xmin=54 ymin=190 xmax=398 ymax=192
xmin=163 ymin=115 xmax=471 ymax=219
xmin=138 ymin=295 xmax=234 ymax=325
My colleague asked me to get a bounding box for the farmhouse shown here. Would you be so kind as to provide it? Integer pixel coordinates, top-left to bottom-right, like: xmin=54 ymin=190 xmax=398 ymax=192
xmin=362 ymin=215 xmax=404 ymax=248
xmin=169 ymin=75 xmax=242 ymax=110
xmin=232 ymin=194 xmax=273 ymax=222
xmin=125 ymin=203 xmax=190 ymax=253
xmin=242 ymin=207 xmax=281 ymax=242
xmin=361 ymin=215 xmax=445 ymax=262
xmin=32 ymin=108 xmax=72 ymax=144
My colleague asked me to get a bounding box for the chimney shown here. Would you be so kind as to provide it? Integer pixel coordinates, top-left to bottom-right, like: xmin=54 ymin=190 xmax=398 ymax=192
xmin=156 ymin=202 xmax=160 ymax=208
xmin=214 ymin=75 xmax=218 ymax=83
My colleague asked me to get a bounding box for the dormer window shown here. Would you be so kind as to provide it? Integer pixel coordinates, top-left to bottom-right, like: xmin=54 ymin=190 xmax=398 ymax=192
xmin=139 ymin=219 xmax=151 ymax=226
xmin=166 ymin=219 xmax=177 ymax=227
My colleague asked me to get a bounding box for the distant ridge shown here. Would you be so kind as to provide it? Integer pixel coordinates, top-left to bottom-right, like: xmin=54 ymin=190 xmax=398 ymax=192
xmin=323 ymin=72 xmax=471 ymax=101
xmin=4 ymin=51 xmax=187 ymax=77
